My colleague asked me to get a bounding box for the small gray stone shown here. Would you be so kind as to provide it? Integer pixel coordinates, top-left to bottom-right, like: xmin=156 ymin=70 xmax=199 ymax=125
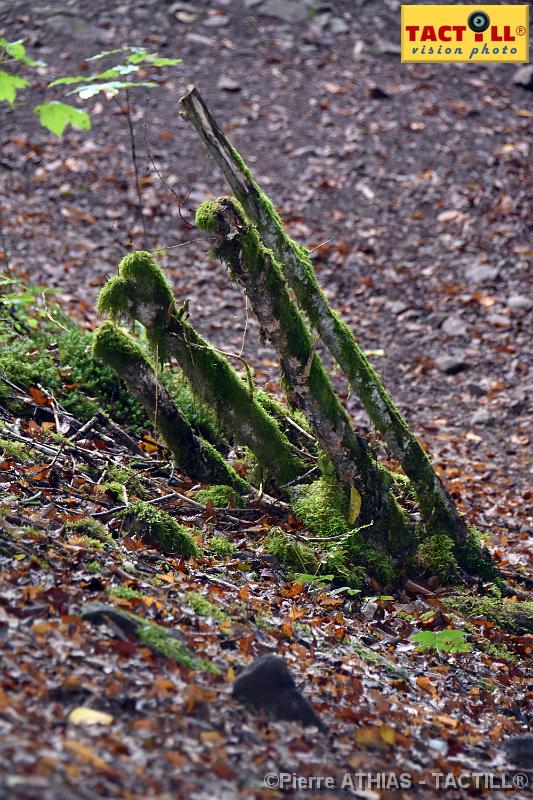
xmin=329 ymin=17 xmax=350 ymax=34
xmin=389 ymin=300 xmax=408 ymax=315
xmin=441 ymin=316 xmax=468 ymax=336
xmin=217 ymin=75 xmax=241 ymax=92
xmin=259 ymin=0 xmax=325 ymax=23
xmin=506 ymin=294 xmax=532 ymax=311
xmin=434 ymin=355 xmax=471 ymax=375
xmin=203 ymin=15 xmax=229 ymax=27
xmin=513 ymin=64 xmax=533 ymax=90
xmin=185 ymin=32 xmax=214 ymax=46
xmin=167 ymin=1 xmax=200 ymax=14
xmin=465 ymin=262 xmax=499 ymax=284
xmin=486 ymin=313 xmax=511 ymax=328
xmin=44 ymin=13 xmax=106 ymax=40
xmin=471 ymin=408 xmax=495 ymax=426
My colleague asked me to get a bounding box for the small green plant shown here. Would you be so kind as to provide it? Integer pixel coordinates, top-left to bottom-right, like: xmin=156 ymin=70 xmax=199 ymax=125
xmin=196 ymin=484 xmax=243 ymax=508
xmin=87 ymin=560 xmax=101 ymax=574
xmin=66 ymin=516 xmax=113 ymax=545
xmin=410 ymin=628 xmax=471 ymax=654
xmin=292 ymin=573 xmax=335 ymax=585
xmin=1 ymin=42 xmax=182 ymax=252
xmin=265 ymin=527 xmax=319 ymax=573
xmin=207 ymin=536 xmax=237 ymax=557
xmin=184 ymin=591 xmax=228 ymax=622
xmin=109 ymin=585 xmax=144 ymax=600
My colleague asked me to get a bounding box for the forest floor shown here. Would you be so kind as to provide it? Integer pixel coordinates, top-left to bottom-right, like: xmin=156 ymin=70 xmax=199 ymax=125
xmin=0 ymin=0 xmax=532 ymax=798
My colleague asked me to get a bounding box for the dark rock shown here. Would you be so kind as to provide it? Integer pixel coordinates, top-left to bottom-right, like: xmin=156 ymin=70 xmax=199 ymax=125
xmin=369 ymin=86 xmax=390 ymax=100
xmin=467 ymin=383 xmax=487 ymax=397
xmin=513 ymin=65 xmax=533 ymax=90
xmin=233 ymin=655 xmax=326 ymax=730
xmin=434 ymin=354 xmax=471 ymax=375
xmin=503 ymin=734 xmax=533 ymax=769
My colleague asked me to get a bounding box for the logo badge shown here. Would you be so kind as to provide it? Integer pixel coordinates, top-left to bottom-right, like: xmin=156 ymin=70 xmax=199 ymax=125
xmin=401 ymin=5 xmax=529 ymax=63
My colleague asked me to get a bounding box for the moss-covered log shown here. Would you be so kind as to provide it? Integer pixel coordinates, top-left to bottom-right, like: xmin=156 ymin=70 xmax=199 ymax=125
xmin=96 ymin=252 xmax=305 ymax=486
xmin=81 ymin=602 xmax=217 ymax=671
xmin=180 ymin=87 xmax=469 ymax=545
xmin=197 ymin=196 xmax=409 ymax=544
xmin=93 ymin=321 xmax=247 ymax=491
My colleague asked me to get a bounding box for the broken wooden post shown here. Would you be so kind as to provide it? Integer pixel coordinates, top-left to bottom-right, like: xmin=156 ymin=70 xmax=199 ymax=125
xmin=96 ymin=251 xmax=305 ymax=486
xmin=180 ymin=87 xmax=470 ymax=545
xmin=93 ymin=321 xmax=248 ymax=491
xmin=196 ymin=195 xmax=410 ymax=545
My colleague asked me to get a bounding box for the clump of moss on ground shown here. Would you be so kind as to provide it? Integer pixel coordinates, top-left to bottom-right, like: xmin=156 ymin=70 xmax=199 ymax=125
xmin=196 ymin=484 xmax=243 ymax=508
xmin=446 ymin=595 xmax=533 ymax=635
xmin=109 ymin=585 xmax=145 ymax=600
xmin=0 ymin=324 xmax=147 ymax=429
xmin=66 ymin=516 xmax=114 ymax=545
xmin=184 ymin=591 xmax=229 ymax=622
xmin=208 ymin=536 xmax=237 ymax=557
xmin=0 ymin=438 xmax=34 ymax=462
xmin=456 ymin=526 xmax=499 ymax=581
xmin=106 ymin=464 xmax=148 ymax=499
xmin=121 ymin=501 xmax=198 ymax=557
xmin=292 ymin=477 xmax=350 ymax=538
xmin=415 ymin=534 xmax=459 ymax=582
xmin=265 ymin=527 xmax=319 ymax=573
xmin=82 ymin=603 xmax=216 ymax=671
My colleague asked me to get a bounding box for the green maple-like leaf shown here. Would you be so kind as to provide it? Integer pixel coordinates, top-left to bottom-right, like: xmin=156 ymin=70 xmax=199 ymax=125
xmin=0 ymin=70 xmax=30 ymax=106
xmin=33 ymin=101 xmax=91 ymax=136
xmin=49 ymin=64 xmax=139 ymax=88
xmin=67 ymin=80 xmax=156 ymax=99
xmin=0 ymin=38 xmax=46 ymax=67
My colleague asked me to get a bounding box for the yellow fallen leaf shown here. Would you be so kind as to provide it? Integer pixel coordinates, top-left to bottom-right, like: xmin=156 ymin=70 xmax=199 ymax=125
xmin=68 ymin=707 xmax=113 ymax=726
xmin=348 ymin=486 xmax=361 ymax=525
xmin=380 ymin=724 xmax=396 ymax=745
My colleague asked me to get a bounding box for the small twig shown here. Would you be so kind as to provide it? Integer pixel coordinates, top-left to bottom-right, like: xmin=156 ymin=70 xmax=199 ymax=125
xmin=115 ymin=91 xmax=148 ymax=249
xmin=309 ymin=237 xmax=333 ymax=254
xmin=143 ymin=115 xmax=197 ymax=232
xmin=284 ymin=415 xmax=317 ymax=444
xmin=279 ymin=465 xmax=318 ymax=489
xmin=70 ymin=414 xmax=98 ymax=442
xmin=238 ymin=294 xmax=250 ymax=358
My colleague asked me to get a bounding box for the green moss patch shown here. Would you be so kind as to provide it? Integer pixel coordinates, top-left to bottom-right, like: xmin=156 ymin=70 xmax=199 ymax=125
xmin=108 ymin=585 xmax=145 ymax=600
xmin=121 ymin=501 xmax=198 ymax=557
xmin=81 ymin=603 xmax=217 ymax=672
xmin=208 ymin=536 xmax=237 ymax=557
xmin=292 ymin=478 xmax=349 ymax=538
xmin=0 ymin=438 xmax=34 ymax=462
xmin=196 ymin=484 xmax=243 ymax=508
xmin=445 ymin=595 xmax=533 ymax=635
xmin=66 ymin=516 xmax=114 ymax=545
xmin=415 ymin=534 xmax=459 ymax=583
xmin=265 ymin=526 xmax=318 ymax=573
xmin=184 ymin=591 xmax=229 ymax=622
